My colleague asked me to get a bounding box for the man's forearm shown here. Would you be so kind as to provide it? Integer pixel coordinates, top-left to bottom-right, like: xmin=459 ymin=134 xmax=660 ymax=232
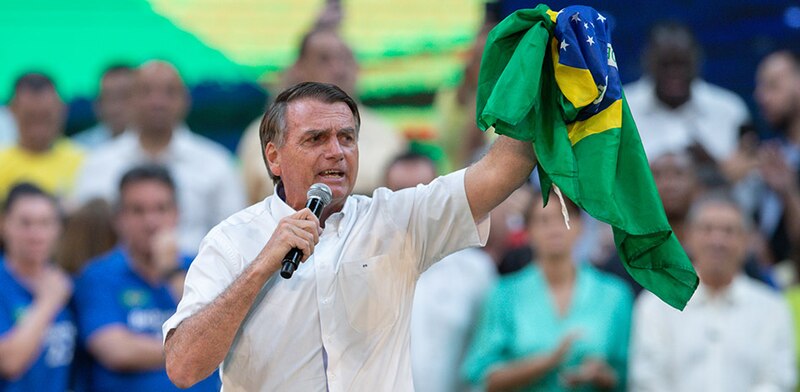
xmin=465 ymin=135 xmax=537 ymax=222
xmin=164 ymin=257 xmax=278 ymax=388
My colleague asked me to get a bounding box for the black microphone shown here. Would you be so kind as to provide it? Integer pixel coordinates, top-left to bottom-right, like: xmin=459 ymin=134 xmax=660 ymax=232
xmin=280 ymin=183 xmax=333 ymax=279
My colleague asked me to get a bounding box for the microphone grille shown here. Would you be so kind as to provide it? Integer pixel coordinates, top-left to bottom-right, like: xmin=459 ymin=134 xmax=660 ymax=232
xmin=307 ymin=183 xmax=333 ymax=205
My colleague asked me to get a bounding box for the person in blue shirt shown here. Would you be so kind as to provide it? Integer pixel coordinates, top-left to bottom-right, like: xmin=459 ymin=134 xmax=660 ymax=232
xmin=73 ymin=164 xmax=219 ymax=392
xmin=462 ymin=191 xmax=633 ymax=391
xmin=0 ymin=183 xmax=76 ymax=392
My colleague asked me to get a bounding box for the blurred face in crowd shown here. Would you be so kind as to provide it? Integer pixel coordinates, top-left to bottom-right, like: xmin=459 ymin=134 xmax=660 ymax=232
xmin=117 ymin=179 xmax=178 ymax=260
xmin=651 ymin=152 xmax=697 ymax=220
xmin=132 ymin=61 xmax=189 ymax=136
xmin=385 ymin=158 xmax=436 ymax=191
xmin=687 ymin=201 xmax=748 ymax=290
xmin=646 ymin=34 xmax=698 ymax=109
xmin=10 ymin=86 xmax=66 ymax=152
xmin=96 ymin=69 xmax=135 ymax=135
xmin=296 ymin=31 xmax=358 ymax=96
xmin=755 ymin=52 xmax=800 ymax=132
xmin=2 ymin=195 xmax=62 ymax=266
xmin=266 ymin=98 xmax=358 ymax=212
xmin=527 ymin=194 xmax=582 ymax=262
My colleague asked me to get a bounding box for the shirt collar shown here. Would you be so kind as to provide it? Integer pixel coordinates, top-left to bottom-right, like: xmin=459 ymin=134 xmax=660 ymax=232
xmin=268 ymin=182 xmax=357 ymax=237
xmin=693 ymin=275 xmax=746 ymax=306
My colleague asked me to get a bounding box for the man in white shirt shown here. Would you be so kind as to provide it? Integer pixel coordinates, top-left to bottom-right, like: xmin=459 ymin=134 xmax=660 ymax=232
xmin=72 ymin=61 xmax=245 ymax=254
xmin=383 ymin=151 xmax=497 ymax=392
xmin=629 ymin=194 xmax=796 ymax=392
xmin=72 ymin=64 xmax=135 ymax=149
xmin=162 ymin=82 xmax=536 ymax=391
xmin=625 ymin=22 xmax=749 ymax=164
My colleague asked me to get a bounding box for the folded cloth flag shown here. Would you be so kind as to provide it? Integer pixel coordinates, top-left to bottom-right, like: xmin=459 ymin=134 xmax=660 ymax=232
xmin=477 ymin=4 xmax=698 ymax=309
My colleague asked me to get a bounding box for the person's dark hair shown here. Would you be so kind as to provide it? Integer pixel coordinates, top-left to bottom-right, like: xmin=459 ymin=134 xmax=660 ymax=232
xmin=11 ymin=72 xmax=56 ymax=98
xmin=524 ymin=189 xmax=581 ymax=227
xmin=643 ymin=20 xmax=702 ymax=70
xmin=386 ymin=151 xmax=435 ymax=172
xmin=2 ymin=182 xmax=58 ymax=214
xmin=103 ymin=63 xmax=135 ymax=77
xmin=118 ymin=164 xmax=177 ymax=205
xmin=258 ymin=81 xmax=361 ymax=184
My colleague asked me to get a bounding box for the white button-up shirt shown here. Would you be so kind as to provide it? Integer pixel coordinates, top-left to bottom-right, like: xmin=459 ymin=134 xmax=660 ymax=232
xmin=163 ymin=169 xmax=489 ymax=392
xmin=625 ymin=77 xmax=750 ymax=162
xmin=72 ymin=127 xmax=245 ymax=253
xmin=410 ymin=247 xmax=496 ymax=392
xmin=630 ymin=275 xmax=797 ymax=392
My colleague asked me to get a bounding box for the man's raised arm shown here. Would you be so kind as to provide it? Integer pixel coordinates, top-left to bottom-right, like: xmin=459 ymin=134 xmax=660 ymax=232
xmin=465 ymin=135 xmax=537 ymax=222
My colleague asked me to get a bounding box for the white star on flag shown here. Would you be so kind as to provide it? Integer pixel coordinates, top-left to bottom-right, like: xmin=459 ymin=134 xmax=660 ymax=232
xmin=586 ymin=36 xmax=595 ymax=45
xmin=597 ymin=14 xmax=607 ymax=23
xmin=560 ymin=40 xmax=569 ymax=51
xmin=570 ymin=13 xmax=581 ymax=23
xmin=584 ymin=22 xmax=589 ymax=29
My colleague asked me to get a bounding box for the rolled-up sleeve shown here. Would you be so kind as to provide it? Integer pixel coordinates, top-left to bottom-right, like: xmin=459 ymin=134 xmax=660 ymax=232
xmin=162 ymin=228 xmax=242 ymax=343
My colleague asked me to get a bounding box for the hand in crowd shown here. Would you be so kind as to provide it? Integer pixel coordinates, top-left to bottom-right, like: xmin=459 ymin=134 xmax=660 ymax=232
xmin=31 ymin=266 xmax=73 ymax=311
xmin=152 ymin=228 xmax=180 ymax=280
xmin=721 ymin=131 xmax=760 ymax=182
xmin=759 ymin=143 xmax=800 ymax=197
xmin=546 ymin=332 xmax=579 ymax=370
xmin=560 ymin=357 xmax=618 ymax=389
xmin=257 ymin=208 xmax=322 ymax=271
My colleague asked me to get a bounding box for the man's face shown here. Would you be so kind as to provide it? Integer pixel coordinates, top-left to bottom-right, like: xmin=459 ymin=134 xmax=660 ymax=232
xmin=266 ymin=99 xmax=358 ymax=211
xmin=10 ymin=87 xmax=65 ymax=151
xmin=651 ymin=153 xmax=696 ymax=219
xmin=385 ymin=160 xmax=436 ymax=191
xmin=687 ymin=203 xmax=748 ymax=288
xmin=97 ymin=71 xmax=135 ymax=135
xmin=2 ymin=195 xmax=61 ymax=265
xmin=297 ymin=32 xmax=358 ymax=96
xmin=755 ymin=53 xmax=800 ymax=131
xmin=117 ymin=180 xmax=178 ymax=258
xmin=132 ymin=63 xmax=188 ymax=135
xmin=648 ymin=42 xmax=698 ymax=108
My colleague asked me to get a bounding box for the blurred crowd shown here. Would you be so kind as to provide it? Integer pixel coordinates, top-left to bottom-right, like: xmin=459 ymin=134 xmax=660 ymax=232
xmin=2 ymin=3 xmax=800 ymax=392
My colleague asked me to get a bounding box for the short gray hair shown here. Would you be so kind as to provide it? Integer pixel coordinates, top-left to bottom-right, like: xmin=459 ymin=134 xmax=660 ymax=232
xmin=258 ymin=82 xmax=361 ymax=184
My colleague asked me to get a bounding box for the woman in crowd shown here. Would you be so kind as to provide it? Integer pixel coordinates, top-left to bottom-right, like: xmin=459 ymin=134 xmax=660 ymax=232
xmin=462 ymin=191 xmax=633 ymax=391
xmin=0 ymin=183 xmax=75 ymax=392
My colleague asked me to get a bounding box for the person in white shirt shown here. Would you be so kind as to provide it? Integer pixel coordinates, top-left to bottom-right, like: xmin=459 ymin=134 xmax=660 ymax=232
xmin=71 ymin=64 xmax=136 ymax=149
xmin=0 ymin=106 xmax=17 ymax=147
xmin=383 ymin=151 xmax=497 ymax=392
xmin=72 ymin=61 xmax=245 ymax=254
xmin=629 ymin=193 xmax=797 ymax=392
xmin=625 ymin=21 xmax=750 ymax=166
xmin=161 ymin=82 xmax=537 ymax=391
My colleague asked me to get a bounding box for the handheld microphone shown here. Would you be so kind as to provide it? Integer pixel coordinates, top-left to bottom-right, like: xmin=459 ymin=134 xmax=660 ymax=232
xmin=280 ymin=183 xmax=333 ymax=279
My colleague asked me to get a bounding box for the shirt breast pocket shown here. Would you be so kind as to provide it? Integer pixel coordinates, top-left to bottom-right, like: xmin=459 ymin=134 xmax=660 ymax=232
xmin=337 ymin=255 xmax=400 ymax=334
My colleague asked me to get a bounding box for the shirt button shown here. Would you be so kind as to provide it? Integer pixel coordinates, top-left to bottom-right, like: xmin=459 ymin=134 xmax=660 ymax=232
xmin=322 ymin=298 xmax=330 ymax=305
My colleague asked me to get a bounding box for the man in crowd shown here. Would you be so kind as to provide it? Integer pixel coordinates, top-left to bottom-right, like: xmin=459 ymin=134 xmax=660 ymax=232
xmin=625 ymin=22 xmax=750 ymax=172
xmin=383 ymin=151 xmax=497 ymax=392
xmin=237 ymin=27 xmax=405 ymax=203
xmin=73 ymin=164 xmax=219 ymax=392
xmin=72 ymin=60 xmax=244 ymax=254
xmin=746 ymin=50 xmax=800 ymax=266
xmin=0 ymin=72 xmax=84 ymax=202
xmin=162 ymin=81 xmax=536 ymax=390
xmin=72 ymin=65 xmax=136 ymax=149
xmin=629 ymin=194 xmax=796 ymax=391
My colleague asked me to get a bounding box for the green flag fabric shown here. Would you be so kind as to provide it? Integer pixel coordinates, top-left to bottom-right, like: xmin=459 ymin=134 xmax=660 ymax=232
xmin=477 ymin=4 xmax=698 ymax=309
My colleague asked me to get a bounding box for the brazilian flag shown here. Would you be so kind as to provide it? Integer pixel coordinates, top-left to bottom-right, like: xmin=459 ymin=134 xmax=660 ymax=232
xmin=477 ymin=4 xmax=698 ymax=309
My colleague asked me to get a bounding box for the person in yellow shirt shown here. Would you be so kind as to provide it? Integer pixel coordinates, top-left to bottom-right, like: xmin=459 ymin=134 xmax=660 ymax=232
xmin=0 ymin=73 xmax=84 ymax=202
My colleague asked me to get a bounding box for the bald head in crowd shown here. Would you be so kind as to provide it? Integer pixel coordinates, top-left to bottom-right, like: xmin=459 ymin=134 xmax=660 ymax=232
xmin=132 ymin=61 xmax=190 ymax=140
xmin=644 ymin=22 xmax=701 ymax=109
